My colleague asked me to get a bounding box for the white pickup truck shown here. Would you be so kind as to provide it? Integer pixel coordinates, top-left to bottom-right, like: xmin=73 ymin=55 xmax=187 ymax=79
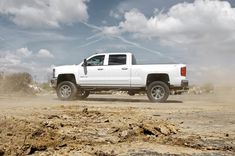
xmin=51 ymin=53 xmax=188 ymax=102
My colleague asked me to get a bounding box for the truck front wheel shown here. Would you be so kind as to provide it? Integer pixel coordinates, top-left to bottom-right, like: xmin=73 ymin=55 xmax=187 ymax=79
xmin=57 ymin=81 xmax=78 ymax=101
xmin=147 ymin=81 xmax=169 ymax=103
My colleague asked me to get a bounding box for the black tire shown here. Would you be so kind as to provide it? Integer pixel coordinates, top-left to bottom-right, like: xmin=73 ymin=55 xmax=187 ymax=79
xmin=77 ymin=90 xmax=90 ymax=100
xmin=147 ymin=81 xmax=170 ymax=103
xmin=56 ymin=81 xmax=78 ymax=101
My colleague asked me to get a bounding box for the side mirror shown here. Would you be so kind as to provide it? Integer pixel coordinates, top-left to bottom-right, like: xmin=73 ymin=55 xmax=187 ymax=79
xmin=83 ymin=59 xmax=87 ymax=67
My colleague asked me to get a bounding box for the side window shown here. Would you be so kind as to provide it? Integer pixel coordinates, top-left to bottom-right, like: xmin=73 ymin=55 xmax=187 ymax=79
xmin=108 ymin=55 xmax=126 ymax=65
xmin=86 ymin=55 xmax=105 ymax=66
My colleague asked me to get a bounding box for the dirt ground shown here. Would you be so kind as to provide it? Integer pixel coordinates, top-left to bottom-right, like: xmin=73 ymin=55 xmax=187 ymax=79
xmin=0 ymin=89 xmax=235 ymax=156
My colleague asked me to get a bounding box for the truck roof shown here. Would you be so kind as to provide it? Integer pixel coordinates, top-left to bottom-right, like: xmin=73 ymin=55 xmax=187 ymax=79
xmin=95 ymin=52 xmax=133 ymax=55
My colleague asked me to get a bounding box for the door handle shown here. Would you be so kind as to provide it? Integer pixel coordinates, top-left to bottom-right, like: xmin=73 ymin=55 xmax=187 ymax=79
xmin=122 ymin=67 xmax=128 ymax=70
xmin=98 ymin=68 xmax=103 ymax=71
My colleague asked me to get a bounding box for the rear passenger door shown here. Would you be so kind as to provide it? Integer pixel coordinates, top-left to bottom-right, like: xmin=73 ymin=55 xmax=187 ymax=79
xmin=103 ymin=54 xmax=131 ymax=87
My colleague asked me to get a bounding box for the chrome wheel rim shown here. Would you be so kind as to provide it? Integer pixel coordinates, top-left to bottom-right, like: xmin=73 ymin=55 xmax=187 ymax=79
xmin=59 ymin=85 xmax=72 ymax=98
xmin=151 ymin=85 xmax=165 ymax=100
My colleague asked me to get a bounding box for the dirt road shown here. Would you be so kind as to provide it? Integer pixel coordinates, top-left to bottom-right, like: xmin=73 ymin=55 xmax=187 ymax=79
xmin=0 ymin=90 xmax=234 ymax=155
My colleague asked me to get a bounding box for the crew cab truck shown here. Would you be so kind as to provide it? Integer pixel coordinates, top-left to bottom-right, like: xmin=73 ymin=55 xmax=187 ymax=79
xmin=51 ymin=53 xmax=188 ymax=102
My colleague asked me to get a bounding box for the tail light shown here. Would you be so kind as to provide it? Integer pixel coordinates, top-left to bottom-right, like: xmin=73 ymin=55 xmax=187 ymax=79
xmin=181 ymin=66 xmax=186 ymax=77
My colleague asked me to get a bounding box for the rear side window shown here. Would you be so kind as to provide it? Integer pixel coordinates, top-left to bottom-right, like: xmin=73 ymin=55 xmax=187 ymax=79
xmin=108 ymin=55 xmax=126 ymax=65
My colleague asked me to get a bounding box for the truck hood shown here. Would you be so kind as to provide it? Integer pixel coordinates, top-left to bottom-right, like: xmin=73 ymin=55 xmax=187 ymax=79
xmin=54 ymin=65 xmax=78 ymax=77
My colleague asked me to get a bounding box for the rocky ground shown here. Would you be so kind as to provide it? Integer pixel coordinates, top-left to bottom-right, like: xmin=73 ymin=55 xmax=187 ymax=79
xmin=0 ymin=89 xmax=234 ymax=155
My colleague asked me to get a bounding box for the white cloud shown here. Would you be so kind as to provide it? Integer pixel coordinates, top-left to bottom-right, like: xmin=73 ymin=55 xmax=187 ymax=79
xmin=16 ymin=47 xmax=32 ymax=57
xmin=0 ymin=47 xmax=55 ymax=82
xmin=1 ymin=52 xmax=21 ymax=65
xmin=101 ymin=20 xmax=107 ymax=25
xmin=105 ymin=0 xmax=235 ymax=45
xmin=0 ymin=0 xmax=89 ymax=28
xmin=109 ymin=10 xmax=121 ymax=19
xmin=36 ymin=49 xmax=54 ymax=58
xmin=102 ymin=26 xmax=121 ymax=36
xmin=0 ymin=47 xmax=54 ymax=67
xmin=101 ymin=0 xmax=235 ymax=85
xmin=0 ymin=48 xmax=32 ymax=65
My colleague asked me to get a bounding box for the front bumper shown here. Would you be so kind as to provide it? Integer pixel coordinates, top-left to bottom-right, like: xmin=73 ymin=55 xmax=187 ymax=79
xmin=50 ymin=78 xmax=57 ymax=88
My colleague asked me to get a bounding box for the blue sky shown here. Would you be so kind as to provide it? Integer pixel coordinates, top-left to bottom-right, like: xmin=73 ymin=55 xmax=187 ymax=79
xmin=0 ymin=0 xmax=235 ymax=84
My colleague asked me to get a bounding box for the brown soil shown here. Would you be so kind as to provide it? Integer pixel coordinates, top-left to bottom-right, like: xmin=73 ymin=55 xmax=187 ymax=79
xmin=0 ymin=89 xmax=234 ymax=155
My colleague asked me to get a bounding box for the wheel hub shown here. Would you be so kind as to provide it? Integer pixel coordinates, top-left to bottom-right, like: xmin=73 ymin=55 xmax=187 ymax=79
xmin=151 ymin=85 xmax=165 ymax=100
xmin=60 ymin=85 xmax=72 ymax=98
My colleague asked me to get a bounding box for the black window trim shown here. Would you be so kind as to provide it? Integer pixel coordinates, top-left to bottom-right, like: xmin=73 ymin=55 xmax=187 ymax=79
xmin=108 ymin=54 xmax=127 ymax=66
xmin=86 ymin=55 xmax=105 ymax=66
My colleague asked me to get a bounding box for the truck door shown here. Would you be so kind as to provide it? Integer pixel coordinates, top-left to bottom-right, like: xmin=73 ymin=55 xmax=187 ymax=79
xmin=78 ymin=54 xmax=106 ymax=86
xmin=102 ymin=54 xmax=131 ymax=87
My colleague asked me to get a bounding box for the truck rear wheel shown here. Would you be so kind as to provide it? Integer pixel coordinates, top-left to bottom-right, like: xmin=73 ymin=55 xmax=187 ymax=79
xmin=147 ymin=81 xmax=169 ymax=103
xmin=57 ymin=81 xmax=77 ymax=101
xmin=77 ymin=90 xmax=90 ymax=100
